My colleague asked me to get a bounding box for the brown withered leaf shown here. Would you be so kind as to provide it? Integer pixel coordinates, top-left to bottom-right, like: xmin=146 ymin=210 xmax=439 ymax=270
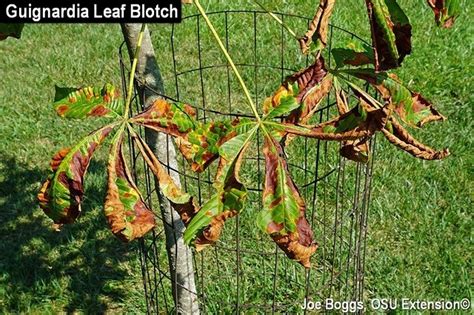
xmin=104 ymin=135 xmax=155 ymax=242
xmin=132 ymin=132 xmax=198 ymax=225
xmin=382 ymin=117 xmax=450 ymax=160
xmin=365 ymin=0 xmax=412 ymax=71
xmin=283 ymin=100 xmax=389 ymax=141
xmin=299 ymin=0 xmax=336 ymax=54
xmin=286 ymin=56 xmax=332 ymax=124
xmin=346 ymin=70 xmax=446 ymax=127
xmin=334 ymin=81 xmax=370 ymax=163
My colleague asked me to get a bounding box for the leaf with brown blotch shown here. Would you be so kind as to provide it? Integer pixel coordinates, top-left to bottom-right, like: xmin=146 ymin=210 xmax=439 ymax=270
xmin=130 ymin=99 xmax=197 ymax=138
xmin=281 ymin=100 xmax=389 ymax=141
xmin=263 ymin=56 xmax=331 ymax=125
xmin=132 ymin=131 xmax=198 ymax=225
xmin=427 ymin=0 xmax=460 ymax=28
xmin=176 ymin=119 xmax=238 ymax=172
xmin=331 ymin=40 xmax=375 ymax=69
xmin=38 ymin=125 xmax=114 ymax=225
xmin=299 ymin=0 xmax=336 ymax=54
xmin=365 ymin=0 xmax=412 ymax=71
xmin=334 ymin=77 xmax=370 ymax=163
xmin=104 ymin=133 xmax=155 ymax=242
xmin=344 ymin=69 xmax=446 ymax=127
xmin=382 ymin=117 xmax=450 ymax=160
xmin=183 ymin=126 xmax=256 ymax=250
xmin=53 ymin=84 xmax=123 ymax=119
xmin=258 ymin=135 xmax=317 ymax=268
xmin=285 ymin=56 xmax=332 ymax=124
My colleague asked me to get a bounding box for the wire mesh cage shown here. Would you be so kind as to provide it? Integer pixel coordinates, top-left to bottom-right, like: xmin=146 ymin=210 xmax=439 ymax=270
xmin=120 ymin=10 xmax=377 ymax=314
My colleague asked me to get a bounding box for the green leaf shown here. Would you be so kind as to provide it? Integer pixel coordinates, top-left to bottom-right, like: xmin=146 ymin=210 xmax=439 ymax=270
xmin=257 ymin=135 xmax=317 ymax=267
xmin=427 ymin=0 xmax=460 ymax=28
xmin=331 ymin=40 xmax=374 ymax=68
xmin=0 ymin=23 xmax=24 ymax=40
xmin=53 ymin=84 xmax=123 ymax=119
xmin=104 ymin=132 xmax=155 ymax=241
xmin=365 ymin=0 xmax=412 ymax=71
xmin=264 ymin=94 xmax=300 ymax=120
xmin=183 ymin=124 xmax=254 ymax=250
xmin=38 ymin=125 xmax=115 ymax=224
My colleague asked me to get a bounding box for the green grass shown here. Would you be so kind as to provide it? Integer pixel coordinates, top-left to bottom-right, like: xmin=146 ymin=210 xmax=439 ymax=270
xmin=0 ymin=0 xmax=472 ymax=313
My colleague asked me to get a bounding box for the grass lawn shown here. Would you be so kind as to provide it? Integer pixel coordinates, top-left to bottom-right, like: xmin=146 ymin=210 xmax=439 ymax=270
xmin=0 ymin=0 xmax=472 ymax=313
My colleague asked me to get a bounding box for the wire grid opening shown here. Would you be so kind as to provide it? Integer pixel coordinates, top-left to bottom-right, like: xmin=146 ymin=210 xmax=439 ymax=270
xmin=120 ymin=10 xmax=377 ymax=314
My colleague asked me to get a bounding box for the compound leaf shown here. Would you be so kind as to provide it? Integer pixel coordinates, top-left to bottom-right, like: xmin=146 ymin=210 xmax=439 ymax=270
xmin=258 ymin=135 xmax=317 ymax=267
xmin=104 ymin=133 xmax=155 ymax=241
xmin=38 ymin=125 xmax=114 ymax=224
xmin=53 ymin=84 xmax=123 ymax=119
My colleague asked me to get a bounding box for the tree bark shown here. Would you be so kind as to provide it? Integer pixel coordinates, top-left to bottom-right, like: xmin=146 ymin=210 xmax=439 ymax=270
xmin=120 ymin=23 xmax=200 ymax=315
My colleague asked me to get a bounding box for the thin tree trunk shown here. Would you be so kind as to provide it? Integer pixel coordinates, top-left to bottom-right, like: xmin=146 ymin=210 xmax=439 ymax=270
xmin=121 ymin=23 xmax=200 ymax=315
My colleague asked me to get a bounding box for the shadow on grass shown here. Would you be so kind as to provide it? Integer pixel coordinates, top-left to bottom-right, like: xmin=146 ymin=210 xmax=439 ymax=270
xmin=0 ymin=154 xmax=141 ymax=313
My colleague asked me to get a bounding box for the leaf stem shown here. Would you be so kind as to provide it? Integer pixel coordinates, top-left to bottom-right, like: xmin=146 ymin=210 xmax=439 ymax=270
xmin=193 ymin=0 xmax=262 ymax=124
xmin=123 ymin=23 xmax=147 ymax=120
xmin=252 ymin=0 xmax=298 ymax=39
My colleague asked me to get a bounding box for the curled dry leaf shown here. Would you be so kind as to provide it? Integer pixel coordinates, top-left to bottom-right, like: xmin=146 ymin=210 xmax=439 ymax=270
xmin=299 ymin=0 xmax=336 ymax=54
xmin=132 ymin=132 xmax=198 ymax=225
xmin=283 ymin=100 xmax=389 ymax=141
xmin=427 ymin=0 xmax=460 ymax=28
xmin=53 ymin=84 xmax=123 ymax=119
xmin=346 ymin=69 xmax=446 ymax=127
xmin=258 ymin=135 xmax=317 ymax=268
xmin=38 ymin=126 xmax=113 ymax=225
xmin=365 ymin=0 xmax=412 ymax=71
xmin=104 ymin=134 xmax=155 ymax=242
xmin=382 ymin=117 xmax=450 ymax=160
xmin=264 ymin=57 xmax=331 ymax=124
